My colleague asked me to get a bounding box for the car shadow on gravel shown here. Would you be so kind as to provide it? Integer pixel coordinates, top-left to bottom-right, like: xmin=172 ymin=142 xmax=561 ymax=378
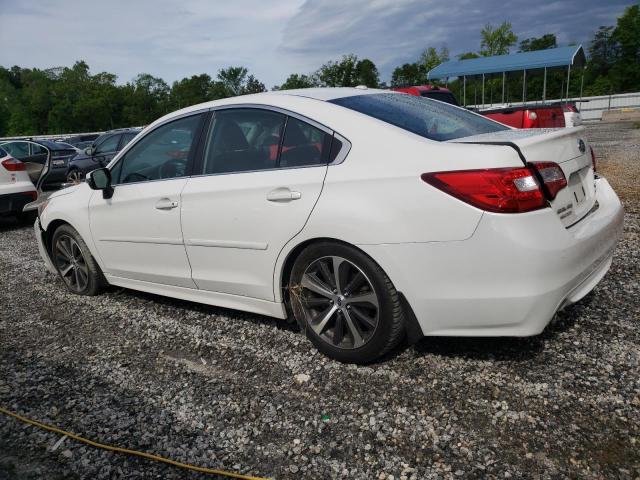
xmin=108 ymin=286 xmax=301 ymax=333
xmin=410 ymin=296 xmax=587 ymax=362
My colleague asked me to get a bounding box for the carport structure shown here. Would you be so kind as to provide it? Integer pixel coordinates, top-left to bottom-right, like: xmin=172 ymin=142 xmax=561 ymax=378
xmin=427 ymin=45 xmax=586 ymax=107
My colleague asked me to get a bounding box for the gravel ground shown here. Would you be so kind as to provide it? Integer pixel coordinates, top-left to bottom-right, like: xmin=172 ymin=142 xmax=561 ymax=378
xmin=1 ymin=121 xmax=639 ymax=480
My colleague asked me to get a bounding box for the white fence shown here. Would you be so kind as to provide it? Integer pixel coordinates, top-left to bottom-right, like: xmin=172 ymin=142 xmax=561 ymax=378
xmin=469 ymin=92 xmax=640 ymax=122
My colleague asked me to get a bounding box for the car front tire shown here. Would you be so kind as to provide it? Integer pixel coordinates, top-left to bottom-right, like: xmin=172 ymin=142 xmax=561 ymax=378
xmin=289 ymin=242 xmax=405 ymax=364
xmin=51 ymin=224 xmax=107 ymax=296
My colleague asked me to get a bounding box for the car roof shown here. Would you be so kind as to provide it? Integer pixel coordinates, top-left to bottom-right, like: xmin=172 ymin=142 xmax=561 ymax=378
xmin=148 ymin=87 xmax=399 ymax=130
xmin=0 ymin=139 xmax=72 ymax=150
xmin=271 ymin=87 xmax=389 ymax=101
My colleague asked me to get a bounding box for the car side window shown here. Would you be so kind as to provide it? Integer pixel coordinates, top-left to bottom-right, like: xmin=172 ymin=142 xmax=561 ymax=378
xmin=203 ymin=109 xmax=285 ymax=175
xmin=2 ymin=142 xmax=29 ymax=159
xmin=116 ymin=114 xmax=204 ymax=184
xmin=95 ymin=135 xmax=120 ymax=155
xmin=118 ymin=133 xmax=137 ymax=151
xmin=279 ymin=117 xmax=332 ymax=168
xmin=30 ymin=144 xmax=47 ymax=155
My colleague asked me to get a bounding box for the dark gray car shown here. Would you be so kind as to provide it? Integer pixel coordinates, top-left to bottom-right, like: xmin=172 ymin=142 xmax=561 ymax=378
xmin=65 ymin=128 xmax=141 ymax=182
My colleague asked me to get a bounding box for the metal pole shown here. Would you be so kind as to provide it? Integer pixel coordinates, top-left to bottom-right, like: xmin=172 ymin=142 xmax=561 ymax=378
xmin=579 ymin=69 xmax=585 ymax=101
xmin=463 ymin=76 xmax=466 ymax=106
xmin=482 ymin=73 xmax=485 ymax=109
xmin=502 ymin=72 xmax=505 ymax=104
xmin=566 ymin=65 xmax=571 ymax=101
xmin=542 ymin=67 xmax=547 ymax=102
xmin=522 ymin=69 xmax=526 ymax=104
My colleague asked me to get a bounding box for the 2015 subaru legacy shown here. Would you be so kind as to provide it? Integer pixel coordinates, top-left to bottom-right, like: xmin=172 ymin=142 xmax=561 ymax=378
xmin=34 ymin=88 xmax=624 ymax=363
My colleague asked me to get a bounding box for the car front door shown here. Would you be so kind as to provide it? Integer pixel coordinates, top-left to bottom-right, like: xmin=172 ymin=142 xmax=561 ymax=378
xmin=89 ymin=113 xmax=206 ymax=288
xmin=180 ymin=108 xmax=337 ymax=301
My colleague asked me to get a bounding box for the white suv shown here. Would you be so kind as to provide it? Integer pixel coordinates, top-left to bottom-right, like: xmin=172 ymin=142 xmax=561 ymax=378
xmin=0 ymin=144 xmax=38 ymax=221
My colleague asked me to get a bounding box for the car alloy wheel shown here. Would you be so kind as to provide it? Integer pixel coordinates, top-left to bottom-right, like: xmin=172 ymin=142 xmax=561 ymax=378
xmin=298 ymin=256 xmax=380 ymax=349
xmin=66 ymin=170 xmax=83 ymax=183
xmin=53 ymin=234 xmax=89 ymax=293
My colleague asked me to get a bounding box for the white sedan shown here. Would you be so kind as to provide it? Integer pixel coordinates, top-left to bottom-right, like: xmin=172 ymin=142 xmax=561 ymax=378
xmin=34 ymin=88 xmax=624 ymax=363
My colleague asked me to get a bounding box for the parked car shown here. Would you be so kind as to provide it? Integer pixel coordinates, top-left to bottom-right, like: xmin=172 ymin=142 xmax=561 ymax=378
xmin=391 ymin=85 xmax=459 ymax=105
xmin=479 ymin=103 xmax=566 ymax=128
xmin=34 ymin=88 xmax=623 ymax=363
xmin=0 ymin=145 xmax=38 ymax=221
xmin=63 ymin=133 xmax=101 ymax=148
xmin=0 ymin=139 xmax=76 ymax=190
xmin=65 ymin=128 xmax=141 ymax=182
xmin=395 ymin=85 xmax=569 ymax=129
xmin=563 ymin=102 xmax=582 ymax=127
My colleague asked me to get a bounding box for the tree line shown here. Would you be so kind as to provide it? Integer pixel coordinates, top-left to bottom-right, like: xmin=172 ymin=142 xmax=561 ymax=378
xmin=1 ymin=4 xmax=637 ymax=136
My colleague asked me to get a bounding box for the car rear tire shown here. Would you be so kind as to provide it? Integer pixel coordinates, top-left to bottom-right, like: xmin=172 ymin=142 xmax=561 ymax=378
xmin=51 ymin=224 xmax=107 ymax=296
xmin=289 ymin=242 xmax=404 ymax=364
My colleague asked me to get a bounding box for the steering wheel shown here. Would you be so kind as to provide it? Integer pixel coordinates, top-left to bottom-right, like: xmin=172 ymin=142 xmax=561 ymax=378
xmin=159 ymin=158 xmax=186 ymax=179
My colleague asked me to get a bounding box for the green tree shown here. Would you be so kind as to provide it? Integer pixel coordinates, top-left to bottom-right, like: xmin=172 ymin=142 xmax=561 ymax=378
xmin=171 ymin=74 xmax=215 ymax=109
xmin=217 ymin=66 xmax=248 ymax=96
xmin=480 ymin=21 xmax=517 ymax=56
xmin=519 ymin=34 xmax=557 ymax=52
xmin=243 ymin=75 xmax=266 ymax=94
xmin=458 ymin=52 xmax=480 ymax=60
xmin=275 ymin=73 xmax=318 ymax=90
xmin=316 ymin=54 xmax=359 ymax=87
xmin=354 ymin=58 xmax=380 ymax=87
xmin=610 ymin=4 xmax=640 ymax=91
xmin=391 ymin=63 xmax=424 ymax=86
xmin=420 ymin=46 xmax=449 ymax=72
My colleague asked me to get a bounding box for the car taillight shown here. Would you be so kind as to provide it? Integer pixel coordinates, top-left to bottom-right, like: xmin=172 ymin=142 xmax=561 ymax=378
xmin=590 ymin=146 xmax=597 ymax=172
xmin=421 ymin=168 xmax=547 ymax=213
xmin=529 ymin=162 xmax=567 ymax=200
xmin=1 ymin=157 xmax=25 ymax=171
xmin=22 ymin=191 xmax=38 ymax=201
xmin=563 ymin=103 xmax=578 ymax=113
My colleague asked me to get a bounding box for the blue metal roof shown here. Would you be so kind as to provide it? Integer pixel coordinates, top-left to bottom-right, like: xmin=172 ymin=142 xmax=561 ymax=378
xmin=428 ymin=45 xmax=585 ymax=80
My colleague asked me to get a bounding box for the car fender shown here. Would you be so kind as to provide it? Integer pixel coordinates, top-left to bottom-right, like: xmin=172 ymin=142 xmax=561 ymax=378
xmin=40 ymin=184 xmax=107 ymax=272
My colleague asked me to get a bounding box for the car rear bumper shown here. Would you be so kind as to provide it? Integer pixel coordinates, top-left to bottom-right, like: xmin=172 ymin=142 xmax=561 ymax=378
xmin=0 ymin=190 xmax=37 ymax=216
xmin=359 ymin=177 xmax=624 ymax=337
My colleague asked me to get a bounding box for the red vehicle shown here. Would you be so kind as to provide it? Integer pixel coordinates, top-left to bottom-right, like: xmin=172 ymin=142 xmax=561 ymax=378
xmin=394 ymin=85 xmax=565 ymax=129
xmin=391 ymin=85 xmax=459 ymax=105
xmin=478 ymin=104 xmax=565 ymax=128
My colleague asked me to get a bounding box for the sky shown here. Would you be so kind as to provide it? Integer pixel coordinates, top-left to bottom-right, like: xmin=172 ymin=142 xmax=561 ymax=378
xmin=0 ymin=0 xmax=635 ymax=88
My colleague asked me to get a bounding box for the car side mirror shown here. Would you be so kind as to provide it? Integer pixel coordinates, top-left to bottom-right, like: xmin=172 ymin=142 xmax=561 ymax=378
xmin=87 ymin=167 xmax=114 ymax=199
xmin=84 ymin=146 xmax=95 ymax=156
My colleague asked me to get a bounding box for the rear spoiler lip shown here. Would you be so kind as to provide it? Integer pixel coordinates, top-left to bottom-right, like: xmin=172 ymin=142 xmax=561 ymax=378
xmin=450 ymin=140 xmax=528 ymax=165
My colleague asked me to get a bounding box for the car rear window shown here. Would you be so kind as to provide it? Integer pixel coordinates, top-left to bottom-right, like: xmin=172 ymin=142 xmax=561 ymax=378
xmin=420 ymin=91 xmax=459 ymax=106
xmin=329 ymin=93 xmax=508 ymax=142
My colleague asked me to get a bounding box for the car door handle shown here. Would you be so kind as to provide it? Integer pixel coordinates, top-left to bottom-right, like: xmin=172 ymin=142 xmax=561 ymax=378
xmin=155 ymin=198 xmax=179 ymax=210
xmin=267 ymin=188 xmax=302 ymax=202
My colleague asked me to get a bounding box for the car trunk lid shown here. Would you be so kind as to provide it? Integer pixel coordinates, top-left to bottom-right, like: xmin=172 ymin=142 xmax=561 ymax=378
xmin=451 ymin=127 xmax=595 ymax=227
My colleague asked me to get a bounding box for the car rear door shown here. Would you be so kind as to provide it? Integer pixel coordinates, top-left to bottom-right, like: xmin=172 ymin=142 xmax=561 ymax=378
xmin=180 ymin=107 xmax=337 ymax=301
xmin=89 ymin=113 xmax=206 ymax=287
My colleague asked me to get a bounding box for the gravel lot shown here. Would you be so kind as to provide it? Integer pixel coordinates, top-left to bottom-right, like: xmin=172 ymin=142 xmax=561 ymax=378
xmin=1 ymin=121 xmax=639 ymax=480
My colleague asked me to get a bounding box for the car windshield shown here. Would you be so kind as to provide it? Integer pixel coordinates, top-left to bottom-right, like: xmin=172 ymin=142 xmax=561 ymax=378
xmin=329 ymin=93 xmax=508 ymax=141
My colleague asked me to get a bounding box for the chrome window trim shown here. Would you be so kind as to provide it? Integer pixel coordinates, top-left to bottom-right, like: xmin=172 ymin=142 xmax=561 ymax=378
xmin=109 ymin=103 xmax=352 ymax=184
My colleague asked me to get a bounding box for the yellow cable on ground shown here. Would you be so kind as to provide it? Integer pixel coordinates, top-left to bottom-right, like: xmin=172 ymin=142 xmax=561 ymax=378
xmin=0 ymin=406 xmax=269 ymax=480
